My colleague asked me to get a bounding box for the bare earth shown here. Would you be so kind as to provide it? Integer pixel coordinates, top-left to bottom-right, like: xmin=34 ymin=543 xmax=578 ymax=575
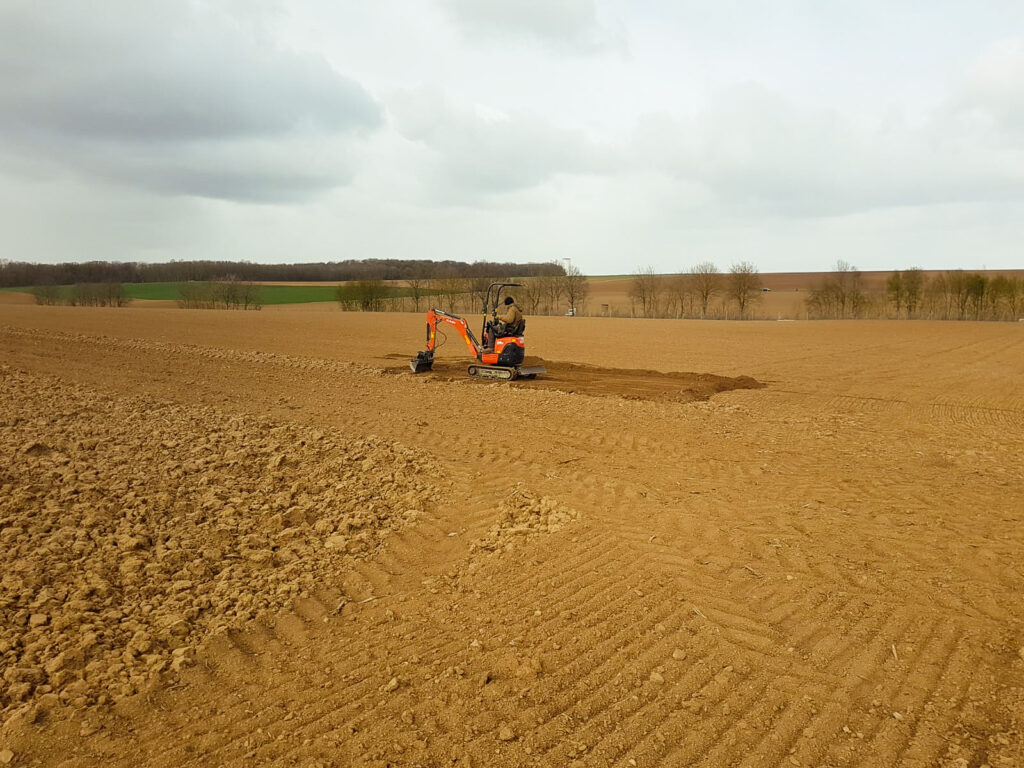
xmin=1 ymin=305 xmax=1022 ymax=768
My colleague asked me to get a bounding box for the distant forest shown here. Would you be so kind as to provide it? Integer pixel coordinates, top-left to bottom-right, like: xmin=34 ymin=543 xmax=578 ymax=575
xmin=0 ymin=258 xmax=566 ymax=288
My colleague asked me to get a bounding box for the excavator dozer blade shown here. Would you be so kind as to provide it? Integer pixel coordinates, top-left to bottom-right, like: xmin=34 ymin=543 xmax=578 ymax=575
xmin=410 ymin=351 xmax=434 ymax=373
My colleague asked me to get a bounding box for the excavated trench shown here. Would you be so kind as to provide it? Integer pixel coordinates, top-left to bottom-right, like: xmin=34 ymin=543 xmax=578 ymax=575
xmin=384 ymin=355 xmax=764 ymax=403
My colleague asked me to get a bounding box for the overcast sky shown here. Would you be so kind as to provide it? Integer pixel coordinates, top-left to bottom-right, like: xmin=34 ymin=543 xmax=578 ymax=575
xmin=2 ymin=1 xmax=1023 ymax=274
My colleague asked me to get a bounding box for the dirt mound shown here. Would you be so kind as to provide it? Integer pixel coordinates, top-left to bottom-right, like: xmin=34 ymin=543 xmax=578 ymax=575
xmin=0 ymin=366 xmax=438 ymax=726
xmin=471 ymin=487 xmax=579 ymax=554
xmin=386 ymin=357 xmax=763 ymax=403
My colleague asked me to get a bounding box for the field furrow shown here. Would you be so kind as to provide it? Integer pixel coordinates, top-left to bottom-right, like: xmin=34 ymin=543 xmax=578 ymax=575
xmin=1 ymin=309 xmax=1022 ymax=768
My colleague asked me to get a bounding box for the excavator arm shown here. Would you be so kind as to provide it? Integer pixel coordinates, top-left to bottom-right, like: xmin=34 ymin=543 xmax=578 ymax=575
xmin=424 ymin=308 xmax=483 ymax=357
xmin=410 ymin=308 xmax=485 ymax=372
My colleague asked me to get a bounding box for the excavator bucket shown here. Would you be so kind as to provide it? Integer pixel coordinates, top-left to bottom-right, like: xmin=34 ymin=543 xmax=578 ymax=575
xmin=409 ymin=350 xmax=433 ymax=374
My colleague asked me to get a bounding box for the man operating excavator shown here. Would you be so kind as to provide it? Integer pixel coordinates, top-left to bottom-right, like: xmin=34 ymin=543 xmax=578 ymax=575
xmin=410 ymin=282 xmax=544 ymax=380
xmin=489 ymin=295 xmax=524 ymax=343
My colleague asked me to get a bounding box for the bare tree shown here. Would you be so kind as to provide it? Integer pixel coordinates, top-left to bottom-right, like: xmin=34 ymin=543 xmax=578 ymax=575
xmin=32 ymin=284 xmax=61 ymax=305
xmin=177 ymin=277 xmax=260 ymax=310
xmin=995 ymin=275 xmax=1021 ymax=320
xmin=886 ymin=272 xmax=904 ymax=318
xmin=924 ymin=272 xmax=952 ymax=319
xmin=179 ymin=282 xmax=210 ymax=309
xmin=431 ymin=270 xmax=467 ymax=314
xmin=985 ymin=275 xmax=1006 ymax=319
xmin=559 ymin=265 xmax=589 ymax=316
xmin=947 ymin=270 xmax=970 ymax=319
xmin=902 ymin=268 xmax=924 ymax=318
xmin=807 ymin=261 xmax=865 ymax=319
xmin=834 ymin=260 xmax=865 ymax=318
xmin=405 ymin=277 xmax=430 ymax=312
xmin=920 ymin=271 xmax=1021 ymax=321
xmin=520 ymin=278 xmax=545 ymax=314
xmin=468 ymin=275 xmax=494 ymax=312
xmin=690 ymin=262 xmax=721 ymax=318
xmin=341 ymin=279 xmax=387 ymax=311
xmin=667 ymin=274 xmax=694 ymax=318
xmin=728 ymin=262 xmax=762 ymax=318
xmin=230 ymin=278 xmax=262 ymax=310
xmin=965 ymin=273 xmax=987 ymax=319
xmin=541 ymin=275 xmax=564 ymax=314
xmin=629 ymin=266 xmax=662 ymax=317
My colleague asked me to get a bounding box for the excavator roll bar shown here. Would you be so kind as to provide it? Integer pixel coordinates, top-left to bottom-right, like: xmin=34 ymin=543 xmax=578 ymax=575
xmin=479 ymin=282 xmax=522 ymax=344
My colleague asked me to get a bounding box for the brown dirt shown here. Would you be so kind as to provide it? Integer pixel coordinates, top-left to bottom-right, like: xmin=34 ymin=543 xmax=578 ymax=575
xmin=0 ymin=293 xmax=34 ymax=306
xmin=0 ymin=367 xmax=437 ymax=725
xmin=0 ymin=306 xmax=1023 ymax=768
xmin=383 ymin=356 xmax=763 ymax=403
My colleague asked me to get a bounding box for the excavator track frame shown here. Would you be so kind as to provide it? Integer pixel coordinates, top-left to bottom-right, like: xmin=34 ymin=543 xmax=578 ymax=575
xmin=467 ymin=364 xmax=545 ymax=381
xmin=468 ymin=364 xmax=513 ymax=380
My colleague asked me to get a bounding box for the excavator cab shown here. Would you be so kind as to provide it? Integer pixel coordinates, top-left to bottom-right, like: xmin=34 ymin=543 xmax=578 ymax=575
xmin=481 ymin=282 xmax=525 ymax=350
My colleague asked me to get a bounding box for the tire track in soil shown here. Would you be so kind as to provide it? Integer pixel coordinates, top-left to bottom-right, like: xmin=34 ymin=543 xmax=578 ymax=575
xmin=2 ymin=323 xmax=1023 ymax=768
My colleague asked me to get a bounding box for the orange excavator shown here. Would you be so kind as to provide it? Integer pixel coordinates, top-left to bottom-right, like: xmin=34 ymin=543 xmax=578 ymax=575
xmin=409 ymin=282 xmax=546 ymax=380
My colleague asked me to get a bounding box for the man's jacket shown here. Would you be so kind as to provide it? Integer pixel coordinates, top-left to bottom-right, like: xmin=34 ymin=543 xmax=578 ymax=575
xmin=495 ymin=302 xmax=524 ymax=333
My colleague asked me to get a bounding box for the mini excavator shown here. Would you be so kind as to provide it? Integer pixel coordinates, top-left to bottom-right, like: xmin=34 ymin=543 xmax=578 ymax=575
xmin=410 ymin=282 xmax=546 ymax=381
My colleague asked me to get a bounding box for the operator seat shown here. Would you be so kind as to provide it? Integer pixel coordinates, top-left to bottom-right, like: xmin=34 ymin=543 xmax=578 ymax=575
xmin=489 ymin=317 xmax=524 ymax=339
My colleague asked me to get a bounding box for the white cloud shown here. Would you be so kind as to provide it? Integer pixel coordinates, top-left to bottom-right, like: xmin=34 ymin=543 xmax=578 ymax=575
xmin=440 ymin=0 xmax=624 ymax=53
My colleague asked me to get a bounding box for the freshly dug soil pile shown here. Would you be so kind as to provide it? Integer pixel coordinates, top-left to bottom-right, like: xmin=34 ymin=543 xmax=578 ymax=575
xmin=471 ymin=486 xmax=578 ymax=554
xmin=0 ymin=366 xmax=437 ymax=725
xmin=386 ymin=356 xmax=764 ymax=403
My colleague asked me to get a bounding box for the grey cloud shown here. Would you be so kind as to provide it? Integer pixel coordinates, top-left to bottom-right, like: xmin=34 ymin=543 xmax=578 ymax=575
xmin=635 ymin=80 xmax=1024 ymax=217
xmin=390 ymin=91 xmax=614 ymax=200
xmin=0 ymin=0 xmax=380 ymax=201
xmin=61 ymin=135 xmax=355 ymax=203
xmin=440 ymin=0 xmax=623 ymax=53
xmin=391 ymin=77 xmax=1024 ymax=217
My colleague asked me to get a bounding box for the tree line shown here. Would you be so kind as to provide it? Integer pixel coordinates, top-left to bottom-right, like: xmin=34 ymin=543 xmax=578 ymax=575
xmin=31 ymin=283 xmax=129 ymax=307
xmin=339 ymin=266 xmax=590 ymax=316
xmin=177 ymin=279 xmax=263 ymax=310
xmin=0 ymin=258 xmax=565 ymax=288
xmin=626 ymin=262 xmax=764 ymax=318
xmin=623 ymin=261 xmax=1022 ymax=321
xmin=11 ymin=254 xmax=1019 ymax=321
xmin=806 ymin=262 xmax=1022 ymax=321
xmin=30 ymin=278 xmax=263 ymax=309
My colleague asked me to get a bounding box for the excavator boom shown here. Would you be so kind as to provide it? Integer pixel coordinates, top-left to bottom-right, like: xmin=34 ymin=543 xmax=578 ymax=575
xmin=429 ymin=309 xmax=482 ymax=356
xmin=410 ymin=308 xmax=483 ymax=373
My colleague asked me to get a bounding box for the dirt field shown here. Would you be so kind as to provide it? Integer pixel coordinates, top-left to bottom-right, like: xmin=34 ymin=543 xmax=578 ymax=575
xmin=1 ymin=305 xmax=1022 ymax=768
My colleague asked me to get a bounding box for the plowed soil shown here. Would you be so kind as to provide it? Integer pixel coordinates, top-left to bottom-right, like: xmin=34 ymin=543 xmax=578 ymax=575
xmin=1 ymin=306 xmax=1023 ymax=768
